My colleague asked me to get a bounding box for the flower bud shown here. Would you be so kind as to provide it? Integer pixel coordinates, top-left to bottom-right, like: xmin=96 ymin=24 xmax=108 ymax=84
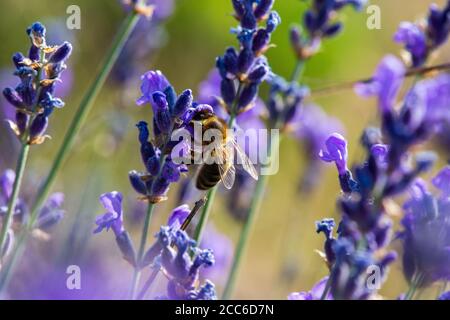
xmin=237 ymin=47 xmax=254 ymax=75
xmin=252 ymin=29 xmax=270 ymax=54
xmin=248 ymin=64 xmax=269 ymax=84
xmin=129 ymin=170 xmax=148 ymax=195
xmin=223 ymin=47 xmax=238 ymax=76
xmin=254 ymin=0 xmax=274 ymax=20
xmin=49 ymin=42 xmax=72 ymax=63
xmin=237 ymin=83 xmax=258 ymax=110
xmin=172 ymin=89 xmax=193 ymax=118
xmin=220 ymin=79 xmax=236 ymax=105
xmin=29 ymin=114 xmax=48 ymax=139
xmin=3 ymin=88 xmax=24 ymax=108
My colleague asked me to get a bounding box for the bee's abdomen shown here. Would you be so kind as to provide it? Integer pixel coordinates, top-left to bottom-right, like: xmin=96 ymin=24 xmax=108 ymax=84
xmin=196 ymin=164 xmax=221 ymax=190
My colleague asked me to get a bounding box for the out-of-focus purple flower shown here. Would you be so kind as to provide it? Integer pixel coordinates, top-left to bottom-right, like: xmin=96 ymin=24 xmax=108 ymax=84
xmin=0 ymin=169 xmax=15 ymax=204
xmin=94 ymin=191 xmax=124 ymax=236
xmin=36 ymin=192 xmax=65 ymax=230
xmin=295 ymin=104 xmax=344 ymax=192
xmin=393 ymin=1 xmax=450 ymax=67
xmin=399 ymin=174 xmax=450 ymax=285
xmin=266 ymin=75 xmax=309 ymax=130
xmin=200 ymin=224 xmax=233 ymax=284
xmin=370 ymin=144 xmax=389 ymax=167
xmin=354 ymin=55 xmax=405 ymax=113
xmin=438 ymin=291 xmax=450 ymax=300
xmin=394 ymin=22 xmax=427 ymax=67
xmin=289 ymin=277 xmax=332 ymax=300
xmin=136 ymin=70 xmax=170 ymax=106
xmin=319 ymin=133 xmax=348 ymax=175
xmin=432 ymin=166 xmax=450 ymax=197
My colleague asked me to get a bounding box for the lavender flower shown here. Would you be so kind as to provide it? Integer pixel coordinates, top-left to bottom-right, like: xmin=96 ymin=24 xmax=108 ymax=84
xmin=394 ymin=1 xmax=450 ymax=67
xmin=94 ymin=191 xmax=125 ymax=236
xmin=289 ymin=277 xmax=331 ymax=300
xmin=354 ymin=55 xmax=405 ymax=113
xmin=131 ymin=70 xmax=209 ymax=203
xmin=295 ymin=104 xmax=344 ymax=192
xmin=114 ymin=0 xmax=174 ymax=85
xmin=2 ymin=22 xmax=72 ymax=145
xmin=290 ymin=0 xmax=367 ymax=59
xmin=356 ymin=55 xmax=450 ymax=172
xmin=94 ymin=191 xmax=136 ymax=266
xmin=398 ymin=169 xmax=450 ymax=286
xmin=215 ymin=0 xmax=280 ymax=117
xmin=142 ymin=226 xmax=217 ymax=300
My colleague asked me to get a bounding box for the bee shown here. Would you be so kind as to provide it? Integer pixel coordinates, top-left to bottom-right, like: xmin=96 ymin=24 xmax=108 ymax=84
xmin=189 ymin=108 xmax=258 ymax=190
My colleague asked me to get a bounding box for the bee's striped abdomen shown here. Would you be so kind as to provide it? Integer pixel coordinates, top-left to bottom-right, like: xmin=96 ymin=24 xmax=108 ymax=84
xmin=196 ymin=163 xmax=222 ymax=190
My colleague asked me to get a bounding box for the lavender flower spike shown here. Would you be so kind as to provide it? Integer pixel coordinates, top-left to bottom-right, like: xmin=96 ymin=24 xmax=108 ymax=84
xmin=94 ymin=191 xmax=125 ymax=236
xmin=319 ymin=133 xmax=348 ymax=176
xmin=354 ymin=55 xmax=405 ymax=113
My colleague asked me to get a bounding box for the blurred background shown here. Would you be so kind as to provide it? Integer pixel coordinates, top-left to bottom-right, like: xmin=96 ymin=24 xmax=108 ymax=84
xmin=0 ymin=0 xmax=449 ymax=299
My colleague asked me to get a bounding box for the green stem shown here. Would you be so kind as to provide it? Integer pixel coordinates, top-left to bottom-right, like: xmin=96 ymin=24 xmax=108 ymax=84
xmin=192 ymin=83 xmax=242 ymax=243
xmin=405 ymin=273 xmax=424 ymax=300
xmin=222 ymin=139 xmax=273 ymax=300
xmin=0 ymin=143 xmax=30 ymax=254
xmin=129 ymin=202 xmax=155 ymax=300
xmin=0 ymin=12 xmax=140 ymax=294
xmin=193 ymin=187 xmax=217 ymax=242
xmin=290 ymin=60 xmax=305 ymax=83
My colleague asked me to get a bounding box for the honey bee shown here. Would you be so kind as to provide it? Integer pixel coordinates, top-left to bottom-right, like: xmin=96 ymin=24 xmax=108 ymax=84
xmin=190 ymin=108 xmax=258 ymax=190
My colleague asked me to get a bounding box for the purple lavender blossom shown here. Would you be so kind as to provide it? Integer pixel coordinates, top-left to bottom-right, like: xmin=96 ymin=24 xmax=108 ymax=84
xmin=2 ymin=22 xmax=72 ymax=144
xmin=295 ymin=104 xmax=344 ymax=192
xmin=319 ymin=133 xmax=348 ymax=176
xmin=94 ymin=191 xmax=124 ymax=236
xmin=393 ymin=1 xmax=450 ymax=67
xmin=438 ymin=291 xmax=450 ymax=300
xmin=141 ymin=226 xmax=217 ymax=300
xmin=288 ymin=277 xmax=332 ymax=300
xmin=354 ymin=55 xmax=405 ymax=113
xmin=432 ymin=166 xmax=450 ymax=196
xmin=136 ymin=70 xmax=171 ymax=107
xmin=399 ymin=170 xmax=450 ymax=285
xmin=394 ymin=22 xmax=428 ymax=67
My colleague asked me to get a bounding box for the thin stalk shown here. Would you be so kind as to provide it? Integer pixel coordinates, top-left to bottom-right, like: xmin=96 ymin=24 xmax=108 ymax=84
xmin=290 ymin=60 xmax=305 ymax=83
xmin=320 ymin=273 xmax=333 ymax=300
xmin=0 ymin=12 xmax=140 ymax=293
xmin=405 ymin=273 xmax=424 ymax=300
xmin=222 ymin=59 xmax=304 ymax=299
xmin=222 ymin=172 xmax=269 ymax=299
xmin=0 ymin=143 xmax=30 ymax=253
xmin=192 ymin=83 xmax=242 ymax=243
xmin=129 ymin=202 xmax=155 ymax=299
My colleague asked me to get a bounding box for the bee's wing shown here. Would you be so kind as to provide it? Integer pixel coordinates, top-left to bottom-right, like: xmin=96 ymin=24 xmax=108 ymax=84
xmin=216 ymin=143 xmax=236 ymax=190
xmin=229 ymin=138 xmax=259 ymax=181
